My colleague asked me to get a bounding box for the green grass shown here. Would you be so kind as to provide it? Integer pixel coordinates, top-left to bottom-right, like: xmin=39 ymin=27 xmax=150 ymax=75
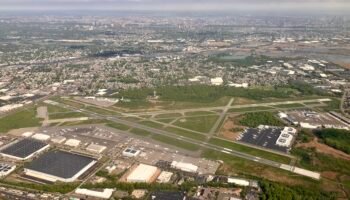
xmin=238 ymin=112 xmax=284 ymax=127
xmin=209 ymin=138 xmax=291 ymax=164
xmin=151 ymin=135 xmax=200 ymax=151
xmin=273 ymin=103 xmax=305 ymax=108
xmin=85 ymin=106 xmax=118 ymax=115
xmin=129 ymin=128 xmax=152 ymax=136
xmin=322 ymin=98 xmax=341 ymax=111
xmin=121 ymin=116 xmax=142 ymax=122
xmin=46 ymin=104 xmax=70 ymax=113
xmin=58 ymin=99 xmax=85 ymax=109
xmin=106 ymin=122 xmax=131 ymax=131
xmin=154 ymin=113 xmax=182 ymax=118
xmin=315 ymin=129 xmax=350 ymax=154
xmin=0 ymin=106 xmax=41 ymax=133
xmin=156 ymin=118 xmax=175 ymax=123
xmin=59 ymin=119 xmax=108 ymax=126
xmin=49 ymin=112 xmax=87 ymax=119
xmin=173 ymin=115 xmax=219 ymax=133
xmin=229 ymin=106 xmax=272 ymax=112
xmin=139 ymin=120 xmax=164 ymax=129
xmin=292 ymin=147 xmax=350 ymax=175
xmin=185 ymin=111 xmax=216 ymax=116
xmin=303 ymin=101 xmax=321 ymax=105
xmin=164 ymin=127 xmax=207 ymax=141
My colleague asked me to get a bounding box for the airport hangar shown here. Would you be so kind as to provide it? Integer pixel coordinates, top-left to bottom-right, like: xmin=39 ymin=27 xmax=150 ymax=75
xmin=0 ymin=138 xmax=49 ymax=160
xmin=24 ymin=150 xmax=97 ymax=182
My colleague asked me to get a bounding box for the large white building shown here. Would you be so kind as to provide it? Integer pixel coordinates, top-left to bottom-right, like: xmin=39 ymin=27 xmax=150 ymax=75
xmin=210 ymin=77 xmax=223 ymax=86
xmin=171 ymin=161 xmax=198 ymax=173
xmin=126 ymin=164 xmax=158 ymax=183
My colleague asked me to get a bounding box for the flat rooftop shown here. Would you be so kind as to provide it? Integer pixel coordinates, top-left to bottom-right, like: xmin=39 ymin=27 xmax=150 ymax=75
xmin=26 ymin=150 xmax=96 ymax=179
xmin=0 ymin=138 xmax=49 ymax=159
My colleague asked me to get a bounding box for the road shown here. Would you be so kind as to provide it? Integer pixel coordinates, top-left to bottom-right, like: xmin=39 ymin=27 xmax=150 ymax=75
xmin=53 ymin=100 xmax=321 ymax=180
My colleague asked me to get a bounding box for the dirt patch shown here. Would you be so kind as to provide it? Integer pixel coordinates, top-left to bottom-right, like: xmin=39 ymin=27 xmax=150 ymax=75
xmin=335 ymin=62 xmax=350 ymax=70
xmin=220 ymin=115 xmax=245 ymax=140
xmin=322 ymin=171 xmax=338 ymax=180
xmin=296 ymin=138 xmax=350 ymax=161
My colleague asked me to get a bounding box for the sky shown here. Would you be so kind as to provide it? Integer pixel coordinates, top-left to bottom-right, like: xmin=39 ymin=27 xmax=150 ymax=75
xmin=0 ymin=0 xmax=349 ymax=13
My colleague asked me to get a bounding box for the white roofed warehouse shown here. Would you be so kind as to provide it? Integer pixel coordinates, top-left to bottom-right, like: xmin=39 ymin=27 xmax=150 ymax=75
xmin=126 ymin=164 xmax=159 ymax=183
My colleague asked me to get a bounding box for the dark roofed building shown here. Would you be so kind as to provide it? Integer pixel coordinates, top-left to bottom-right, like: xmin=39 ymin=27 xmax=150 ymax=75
xmin=150 ymin=191 xmax=187 ymax=200
xmin=24 ymin=150 xmax=97 ymax=182
xmin=0 ymin=138 xmax=49 ymax=160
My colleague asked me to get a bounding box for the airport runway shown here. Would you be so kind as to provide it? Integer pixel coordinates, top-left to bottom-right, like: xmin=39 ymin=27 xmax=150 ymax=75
xmin=53 ymin=100 xmax=321 ymax=179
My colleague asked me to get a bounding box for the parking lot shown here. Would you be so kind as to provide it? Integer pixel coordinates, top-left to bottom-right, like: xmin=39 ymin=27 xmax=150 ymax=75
xmin=237 ymin=127 xmax=291 ymax=153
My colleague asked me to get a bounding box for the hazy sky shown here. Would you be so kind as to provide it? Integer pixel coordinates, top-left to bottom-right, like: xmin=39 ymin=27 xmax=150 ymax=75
xmin=0 ymin=0 xmax=349 ymax=13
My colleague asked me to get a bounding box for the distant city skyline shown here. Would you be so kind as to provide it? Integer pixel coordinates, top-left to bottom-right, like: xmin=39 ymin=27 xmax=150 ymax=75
xmin=0 ymin=0 xmax=350 ymax=13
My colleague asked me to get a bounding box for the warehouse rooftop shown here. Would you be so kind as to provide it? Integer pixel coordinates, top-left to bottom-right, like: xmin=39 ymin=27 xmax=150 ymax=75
xmin=0 ymin=138 xmax=49 ymax=160
xmin=25 ymin=150 xmax=97 ymax=181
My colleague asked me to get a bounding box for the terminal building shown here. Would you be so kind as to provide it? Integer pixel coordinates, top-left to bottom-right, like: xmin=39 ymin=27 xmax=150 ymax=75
xmin=0 ymin=138 xmax=49 ymax=160
xmin=24 ymin=150 xmax=97 ymax=182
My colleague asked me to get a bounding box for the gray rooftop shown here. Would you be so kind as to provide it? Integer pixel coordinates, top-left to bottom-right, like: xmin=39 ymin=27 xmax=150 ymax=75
xmin=0 ymin=138 xmax=48 ymax=159
xmin=26 ymin=150 xmax=96 ymax=179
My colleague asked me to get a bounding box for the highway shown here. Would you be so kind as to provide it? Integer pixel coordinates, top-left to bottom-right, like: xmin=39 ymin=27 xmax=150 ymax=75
xmin=53 ymin=100 xmax=320 ymax=179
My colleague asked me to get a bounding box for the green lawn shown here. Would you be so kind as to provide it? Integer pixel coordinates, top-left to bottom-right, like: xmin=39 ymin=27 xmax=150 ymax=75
xmin=139 ymin=120 xmax=164 ymax=129
xmin=154 ymin=113 xmax=182 ymax=118
xmin=209 ymin=138 xmax=291 ymax=164
xmin=185 ymin=111 xmax=216 ymax=116
xmin=151 ymin=135 xmax=200 ymax=151
xmin=49 ymin=112 xmax=87 ymax=119
xmin=238 ymin=112 xmax=284 ymax=127
xmin=173 ymin=115 xmax=219 ymax=133
xmin=106 ymin=122 xmax=131 ymax=131
xmin=164 ymin=127 xmax=207 ymax=141
xmin=58 ymin=99 xmax=85 ymax=109
xmin=129 ymin=128 xmax=152 ymax=136
xmin=0 ymin=106 xmax=41 ymax=133
xmin=273 ymin=103 xmax=305 ymax=108
xmin=156 ymin=118 xmax=175 ymax=123
xmin=229 ymin=106 xmax=272 ymax=113
xmin=85 ymin=106 xmax=118 ymax=115
xmin=46 ymin=104 xmax=70 ymax=113
xmin=59 ymin=119 xmax=108 ymax=126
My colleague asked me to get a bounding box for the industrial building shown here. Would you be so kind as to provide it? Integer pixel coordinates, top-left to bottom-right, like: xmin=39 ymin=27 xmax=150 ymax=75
xmin=126 ymin=164 xmax=159 ymax=183
xmin=0 ymin=163 xmax=16 ymax=177
xmin=50 ymin=136 xmax=66 ymax=144
xmin=279 ymin=111 xmax=349 ymax=130
xmin=31 ymin=133 xmax=50 ymax=141
xmin=0 ymin=138 xmax=49 ymax=160
xmin=86 ymin=143 xmax=106 ymax=154
xmin=151 ymin=191 xmax=187 ymax=200
xmin=75 ymin=188 xmax=114 ymax=199
xmin=24 ymin=150 xmax=97 ymax=182
xmin=171 ymin=161 xmax=198 ymax=173
xmin=122 ymin=148 xmax=140 ymax=157
xmin=64 ymin=139 xmax=81 ymax=147
xmin=156 ymin=171 xmax=173 ymax=183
